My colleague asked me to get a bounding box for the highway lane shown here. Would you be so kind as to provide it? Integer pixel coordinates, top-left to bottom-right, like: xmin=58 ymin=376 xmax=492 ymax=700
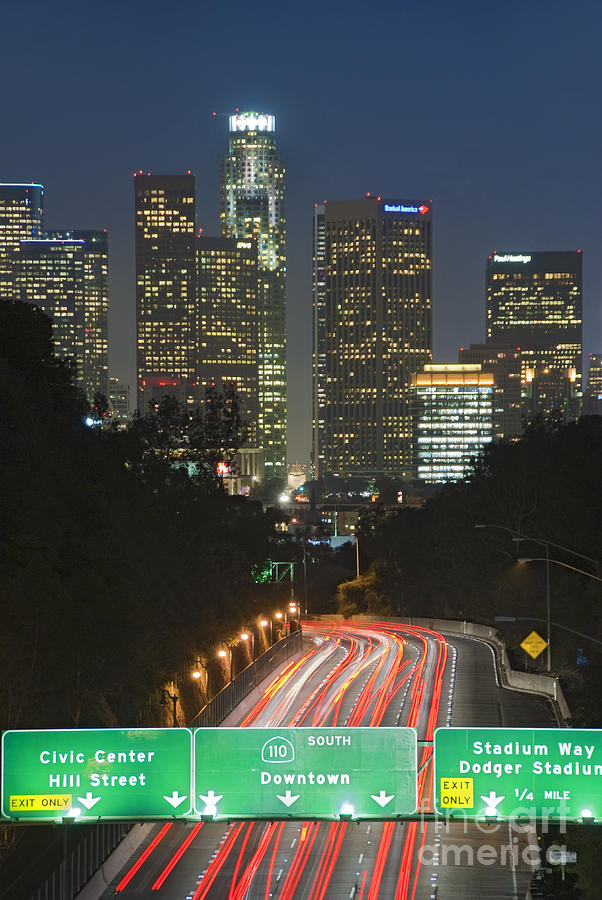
xmin=99 ymin=621 xmax=555 ymax=898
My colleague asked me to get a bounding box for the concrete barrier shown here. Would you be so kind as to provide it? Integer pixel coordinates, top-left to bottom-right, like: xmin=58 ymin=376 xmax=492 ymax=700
xmin=311 ymin=615 xmax=571 ymax=724
xmin=76 ymin=823 xmax=156 ymax=899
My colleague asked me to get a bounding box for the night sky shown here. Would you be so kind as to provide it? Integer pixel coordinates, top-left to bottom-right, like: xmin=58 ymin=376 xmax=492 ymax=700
xmin=3 ymin=0 xmax=601 ymax=465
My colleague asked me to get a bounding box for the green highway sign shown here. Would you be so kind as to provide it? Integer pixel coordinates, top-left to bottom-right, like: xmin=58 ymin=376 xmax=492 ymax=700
xmin=194 ymin=727 xmax=417 ymax=820
xmin=435 ymin=727 xmax=602 ymax=821
xmin=1 ymin=729 xmax=192 ymax=821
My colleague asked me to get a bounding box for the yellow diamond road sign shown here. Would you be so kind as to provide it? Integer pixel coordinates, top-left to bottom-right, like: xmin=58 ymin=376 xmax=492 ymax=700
xmin=520 ymin=630 xmax=548 ymax=659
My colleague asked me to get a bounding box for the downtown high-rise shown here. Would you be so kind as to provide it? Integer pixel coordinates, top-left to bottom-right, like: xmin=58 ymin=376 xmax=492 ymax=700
xmin=13 ymin=238 xmax=86 ymax=383
xmin=486 ymin=250 xmax=582 ymax=420
xmin=312 ymin=203 xmax=326 ymax=478
xmin=319 ymin=197 xmax=432 ymax=477
xmin=196 ymin=236 xmax=260 ymax=447
xmin=134 ymin=172 xmax=197 ymax=412
xmin=0 ymin=183 xmax=44 ymax=299
xmin=47 ymin=229 xmax=109 ymax=402
xmin=220 ymin=112 xmax=286 ymax=478
xmin=412 ymin=364 xmax=494 ymax=483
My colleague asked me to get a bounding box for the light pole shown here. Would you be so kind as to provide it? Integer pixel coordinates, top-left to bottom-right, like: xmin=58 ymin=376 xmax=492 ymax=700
xmin=218 ymin=647 xmax=233 ymax=682
xmin=159 ymin=688 xmax=178 ymax=727
xmin=518 ymin=557 xmax=602 ymax=583
xmin=260 ymin=617 xmax=273 ymax=646
xmin=240 ymin=630 xmax=255 ymax=659
xmin=475 ymin=524 xmax=552 ymax=671
xmin=517 ymin=556 xmax=602 ymax=670
xmin=275 ymin=611 xmax=285 ymax=639
xmin=495 ymin=615 xmax=602 ymax=649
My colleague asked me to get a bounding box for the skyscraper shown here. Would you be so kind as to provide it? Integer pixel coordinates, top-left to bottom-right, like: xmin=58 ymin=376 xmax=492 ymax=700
xmin=321 ymin=197 xmax=432 ymax=477
xmin=134 ymin=172 xmax=196 ymax=412
xmin=458 ymin=343 xmax=522 ymax=440
xmin=13 ymin=238 xmax=85 ymax=382
xmin=0 ymin=183 xmax=44 ymax=300
xmin=412 ymin=364 xmax=494 ymax=483
xmin=486 ymin=251 xmax=583 ymax=417
xmin=196 ymin=236 xmax=260 ymax=446
xmin=109 ymin=376 xmax=131 ymax=422
xmin=47 ymin=229 xmax=109 ymax=402
xmin=584 ymin=353 xmax=602 ymax=416
xmin=312 ymin=203 xmax=326 ymax=478
xmin=220 ymin=112 xmax=286 ymax=478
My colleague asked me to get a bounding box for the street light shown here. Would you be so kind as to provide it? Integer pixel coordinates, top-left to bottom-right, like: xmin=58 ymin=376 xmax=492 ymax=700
xmin=475 ymin=524 xmax=552 ymax=671
xmin=494 ymin=616 xmax=602 ymax=649
xmin=240 ymin=630 xmax=255 ymax=658
xmin=517 ymin=557 xmax=602 ymax=582
xmin=475 ymin=524 xmax=600 ymax=671
xmin=259 ymin=617 xmax=273 ymax=646
xmin=475 ymin=524 xmax=599 ymax=574
xmin=218 ymin=647 xmax=233 ymax=682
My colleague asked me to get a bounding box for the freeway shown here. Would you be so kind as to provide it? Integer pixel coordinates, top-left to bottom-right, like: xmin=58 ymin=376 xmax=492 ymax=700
xmin=99 ymin=620 xmax=556 ymax=898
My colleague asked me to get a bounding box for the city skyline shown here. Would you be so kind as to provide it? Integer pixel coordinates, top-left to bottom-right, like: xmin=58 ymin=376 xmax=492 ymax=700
xmin=2 ymin=0 xmax=602 ymax=466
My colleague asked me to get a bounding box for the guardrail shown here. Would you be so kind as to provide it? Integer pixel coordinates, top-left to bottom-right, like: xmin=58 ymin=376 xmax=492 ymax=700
xmin=11 ymin=630 xmax=304 ymax=900
xmin=191 ymin=630 xmax=303 ymax=727
xmin=311 ymin=614 xmax=571 ymax=723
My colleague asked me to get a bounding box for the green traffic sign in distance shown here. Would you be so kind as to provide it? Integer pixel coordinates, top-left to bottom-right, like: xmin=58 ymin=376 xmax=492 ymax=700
xmin=434 ymin=727 xmax=602 ymax=822
xmin=2 ymin=729 xmax=193 ymax=821
xmin=194 ymin=727 xmax=417 ymax=820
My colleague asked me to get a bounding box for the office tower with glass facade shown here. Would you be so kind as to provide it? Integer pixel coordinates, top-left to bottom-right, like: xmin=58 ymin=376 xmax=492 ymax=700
xmin=48 ymin=229 xmax=109 ymax=402
xmin=458 ymin=342 xmax=522 ymax=440
xmin=312 ymin=202 xmax=326 ymax=478
xmin=220 ymin=112 xmax=286 ymax=477
xmin=322 ymin=197 xmax=432 ymax=477
xmin=13 ymin=238 xmax=85 ymax=382
xmin=109 ymin=376 xmax=131 ymax=421
xmin=584 ymin=353 xmax=602 ymax=416
xmin=196 ymin=236 xmax=260 ymax=446
xmin=486 ymin=250 xmax=583 ymax=419
xmin=412 ymin=364 xmax=494 ymax=483
xmin=0 ymin=183 xmax=44 ymax=299
xmin=134 ymin=172 xmax=196 ymax=412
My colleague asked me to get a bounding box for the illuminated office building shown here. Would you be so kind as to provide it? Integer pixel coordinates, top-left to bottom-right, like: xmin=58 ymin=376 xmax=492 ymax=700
xmin=14 ymin=238 xmax=85 ymax=383
xmin=458 ymin=343 xmax=522 ymax=440
xmin=584 ymin=353 xmax=602 ymax=415
xmin=322 ymin=197 xmax=432 ymax=477
xmin=522 ymin=365 xmax=580 ymax=423
xmin=220 ymin=112 xmax=286 ymax=477
xmin=0 ymin=183 xmax=44 ymax=299
xmin=312 ymin=202 xmax=326 ymax=478
xmin=412 ymin=364 xmax=494 ymax=483
xmin=196 ymin=236 xmax=259 ymax=446
xmin=486 ymin=251 xmax=582 ymax=418
xmin=135 ymin=172 xmax=196 ymax=412
xmin=48 ymin=229 xmax=109 ymax=402
xmin=109 ymin=376 xmax=131 ymax=421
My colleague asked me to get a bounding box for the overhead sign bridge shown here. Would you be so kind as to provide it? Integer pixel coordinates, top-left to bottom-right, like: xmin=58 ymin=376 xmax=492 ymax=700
xmin=2 ymin=726 xmax=601 ymax=825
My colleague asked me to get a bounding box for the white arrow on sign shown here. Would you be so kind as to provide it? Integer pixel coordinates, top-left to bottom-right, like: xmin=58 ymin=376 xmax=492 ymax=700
xmin=199 ymin=790 xmax=223 ymax=813
xmin=277 ymin=790 xmax=300 ymax=808
xmin=77 ymin=792 xmax=101 ymax=810
xmin=164 ymin=791 xmax=188 ymax=809
xmin=371 ymin=790 xmax=394 ymax=808
xmin=481 ymin=791 xmax=505 ymax=816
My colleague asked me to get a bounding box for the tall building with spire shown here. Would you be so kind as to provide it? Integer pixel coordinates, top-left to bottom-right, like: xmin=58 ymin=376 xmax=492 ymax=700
xmin=220 ymin=112 xmax=286 ymax=478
